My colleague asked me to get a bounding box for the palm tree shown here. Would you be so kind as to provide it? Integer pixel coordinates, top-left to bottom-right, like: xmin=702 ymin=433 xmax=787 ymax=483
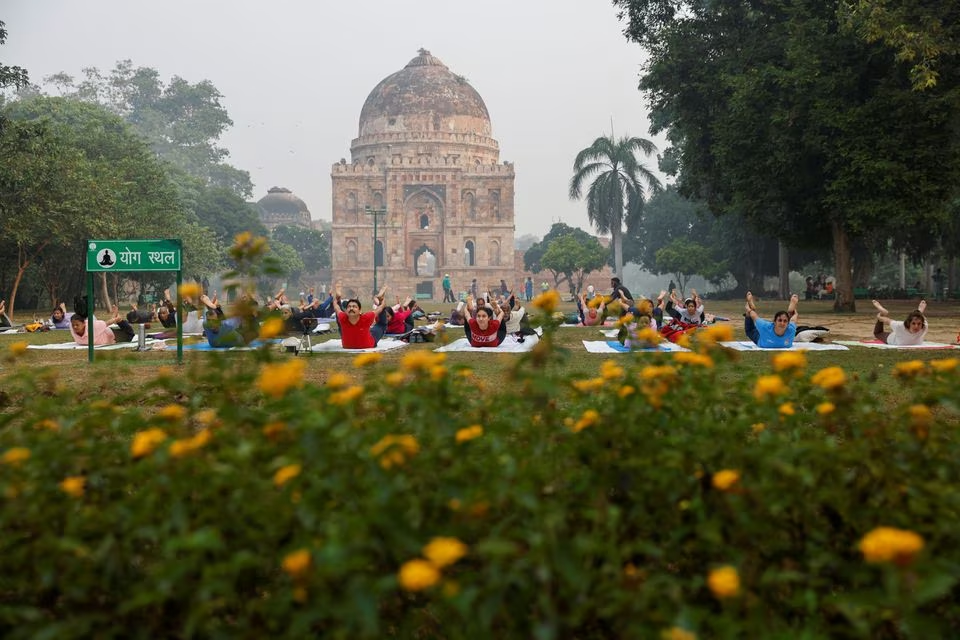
xmin=569 ymin=135 xmax=662 ymax=277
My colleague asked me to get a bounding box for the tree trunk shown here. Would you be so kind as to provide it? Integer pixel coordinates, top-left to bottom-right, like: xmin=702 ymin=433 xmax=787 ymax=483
xmin=612 ymin=226 xmax=623 ymax=277
xmin=831 ymin=221 xmax=856 ymax=312
xmin=778 ymin=241 xmax=789 ymax=300
xmin=8 ymin=241 xmax=46 ymax=317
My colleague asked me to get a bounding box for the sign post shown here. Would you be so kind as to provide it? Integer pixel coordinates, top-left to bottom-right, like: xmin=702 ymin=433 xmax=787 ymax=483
xmin=86 ymin=239 xmax=183 ymax=364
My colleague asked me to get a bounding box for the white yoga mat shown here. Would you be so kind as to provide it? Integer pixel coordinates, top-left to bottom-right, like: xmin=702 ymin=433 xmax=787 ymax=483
xmin=719 ymin=341 xmax=849 ymax=352
xmin=834 ymin=340 xmax=959 ymax=350
xmin=309 ymin=338 xmax=408 ymax=353
xmin=27 ymin=338 xmax=161 ymax=351
xmin=582 ymin=340 xmax=689 ymax=354
xmin=434 ymin=333 xmax=540 ymax=353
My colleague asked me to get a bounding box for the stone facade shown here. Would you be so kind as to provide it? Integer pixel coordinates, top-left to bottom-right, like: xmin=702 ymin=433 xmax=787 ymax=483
xmin=331 ymin=50 xmax=517 ymax=299
xmin=256 ymin=187 xmax=312 ymax=232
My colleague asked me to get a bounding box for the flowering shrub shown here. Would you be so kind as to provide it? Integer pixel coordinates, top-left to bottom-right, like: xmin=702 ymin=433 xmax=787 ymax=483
xmin=1 ymin=323 xmax=960 ymax=638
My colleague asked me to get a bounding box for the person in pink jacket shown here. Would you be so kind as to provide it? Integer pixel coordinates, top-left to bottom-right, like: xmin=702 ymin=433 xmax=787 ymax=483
xmin=69 ymin=304 xmax=134 ymax=346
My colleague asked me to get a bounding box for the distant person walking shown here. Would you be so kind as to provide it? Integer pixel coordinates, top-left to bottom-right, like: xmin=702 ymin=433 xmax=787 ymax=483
xmin=524 ymin=277 xmax=534 ymax=302
xmin=933 ymin=268 xmax=946 ymax=301
xmin=442 ymin=273 xmax=456 ymax=303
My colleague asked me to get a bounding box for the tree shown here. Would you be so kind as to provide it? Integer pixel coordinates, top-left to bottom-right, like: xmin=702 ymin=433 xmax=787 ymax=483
xmin=653 ymin=238 xmax=728 ymax=297
xmin=271 ymin=225 xmax=331 ymax=277
xmin=0 ymin=21 xmax=28 ymax=93
xmin=524 ymin=223 xmax=609 ymax=290
xmin=569 ymin=135 xmax=662 ymax=277
xmin=540 ymin=234 xmax=609 ymax=296
xmin=43 ymin=61 xmax=252 ymax=198
xmin=615 ymin=0 xmax=960 ymax=311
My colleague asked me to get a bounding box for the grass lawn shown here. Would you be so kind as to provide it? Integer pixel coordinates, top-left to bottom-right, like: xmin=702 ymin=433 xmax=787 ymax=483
xmin=1 ymin=296 xmax=957 ymax=408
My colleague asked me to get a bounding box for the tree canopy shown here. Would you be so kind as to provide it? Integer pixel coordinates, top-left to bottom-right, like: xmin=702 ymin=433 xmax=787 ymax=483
xmin=524 ymin=223 xmax=610 ymax=292
xmin=614 ymin=0 xmax=960 ymax=311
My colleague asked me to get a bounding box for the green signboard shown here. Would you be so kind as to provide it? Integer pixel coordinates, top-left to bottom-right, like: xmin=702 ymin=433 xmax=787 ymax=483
xmin=86 ymin=239 xmax=181 ymax=272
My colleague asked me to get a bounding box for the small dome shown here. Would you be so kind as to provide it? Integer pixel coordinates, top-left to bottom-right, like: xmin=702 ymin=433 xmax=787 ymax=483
xmin=256 ymin=187 xmax=310 ymax=216
xmin=358 ymin=49 xmax=491 ymax=137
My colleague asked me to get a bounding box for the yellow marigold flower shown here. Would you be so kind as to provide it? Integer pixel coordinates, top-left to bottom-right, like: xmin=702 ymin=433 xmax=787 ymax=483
xmin=257 ymin=359 xmax=306 ymax=398
xmin=326 ymin=372 xmax=351 ymax=389
xmin=674 ymin=352 xmax=714 ymax=368
xmin=370 ymin=434 xmax=420 ymax=469
xmin=398 ymin=558 xmax=441 ymax=591
xmin=908 ymin=404 xmax=933 ymax=440
xmin=178 ymin=281 xmax=201 ymax=301
xmin=616 ymin=313 xmax=635 ymax=328
xmin=778 ymin=402 xmax=795 ymax=417
xmin=571 ymin=409 xmax=600 ymax=433
xmin=329 ymin=385 xmax=364 ymax=406
xmin=662 ymin=628 xmax=697 ymax=640
xmin=401 ymin=350 xmax=446 ymax=372
xmin=893 ymin=360 xmax=926 ymax=378
xmin=929 ymin=358 xmax=958 ymax=373
xmin=618 ymin=385 xmax=635 ymax=398
xmin=8 ymin=341 xmax=28 ymax=357
xmin=751 ymin=422 xmax=766 ymax=434
xmin=169 ymin=429 xmax=212 ymax=458
xmin=572 ymin=377 xmax=605 ymax=393
xmin=263 ymin=421 xmax=286 ymax=440
xmin=156 ymin=404 xmax=187 ymax=421
xmin=353 ymin=352 xmax=382 ymax=367
xmin=455 ymin=425 xmax=484 ymax=443
xmin=859 ymin=526 xmax=924 ymax=565
xmin=635 ymin=327 xmax=662 ymax=344
xmin=600 ymin=360 xmax=625 ymax=380
xmin=2 ymin=447 xmax=30 ymax=466
xmin=385 ymin=371 xmax=406 ymax=387
xmin=753 ymin=374 xmax=787 ymax=401
xmin=34 ymin=418 xmax=60 ymax=431
xmin=531 ymin=289 xmax=561 ymax=313
xmin=712 ymin=469 xmax=740 ymax=492
xmin=640 ymin=364 xmax=678 ymax=382
xmin=155 ymin=365 xmax=174 ymax=379
xmin=811 ymin=366 xmax=847 ymax=390
xmin=292 ymin=586 xmax=308 ymax=603
xmin=707 ymin=565 xmax=740 ymax=599
xmin=429 ymin=365 xmax=447 ymax=382
xmin=195 ymin=408 xmax=219 ymax=427
xmin=816 ymin=402 xmax=836 ymax=416
xmin=59 ymin=476 xmax=85 ymax=498
xmin=457 ymin=368 xmax=473 ymax=378
xmin=282 ymin=548 xmax=311 ymax=578
xmin=423 ymin=537 xmax=468 ymax=568
xmin=700 ymin=324 xmax=733 ymax=343
xmin=258 ymin=316 xmax=286 ymax=339
xmin=274 ymin=463 xmax=302 ymax=487
xmin=131 ymin=428 xmax=167 ymax=459
xmin=772 ymin=351 xmax=806 ymax=373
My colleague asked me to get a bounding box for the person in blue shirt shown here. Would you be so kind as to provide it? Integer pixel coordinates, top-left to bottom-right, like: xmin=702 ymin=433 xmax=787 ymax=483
xmin=744 ymin=291 xmax=799 ymax=348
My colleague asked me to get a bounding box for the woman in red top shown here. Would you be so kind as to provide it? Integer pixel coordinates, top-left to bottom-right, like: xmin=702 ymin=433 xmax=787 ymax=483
xmin=385 ymin=297 xmax=416 ymax=335
xmin=464 ymin=296 xmax=506 ymax=347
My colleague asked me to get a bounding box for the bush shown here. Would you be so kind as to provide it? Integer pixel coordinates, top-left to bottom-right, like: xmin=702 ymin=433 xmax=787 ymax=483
xmin=1 ymin=326 xmax=959 ymax=639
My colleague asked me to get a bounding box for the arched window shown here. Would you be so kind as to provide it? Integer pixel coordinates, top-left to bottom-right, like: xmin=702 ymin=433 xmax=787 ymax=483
xmin=346 ymin=239 xmax=358 ymax=267
xmin=374 ymin=240 xmax=384 ymax=267
xmin=490 ymin=190 xmax=500 ymax=221
xmin=420 ymin=214 xmax=430 ymax=230
xmin=463 ymin=192 xmax=476 ymax=220
xmin=373 ymin=191 xmax=384 ymax=210
xmin=346 ymin=192 xmax=358 ymax=223
xmin=489 ymin=240 xmax=500 ymax=266
xmin=464 ymin=240 xmax=475 ymax=267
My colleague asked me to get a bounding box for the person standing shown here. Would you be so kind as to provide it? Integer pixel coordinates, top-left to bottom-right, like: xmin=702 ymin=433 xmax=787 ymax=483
xmin=442 ymin=273 xmax=455 ymax=303
xmin=524 ymin=277 xmax=534 ymax=302
xmin=932 ymin=268 xmax=946 ymax=301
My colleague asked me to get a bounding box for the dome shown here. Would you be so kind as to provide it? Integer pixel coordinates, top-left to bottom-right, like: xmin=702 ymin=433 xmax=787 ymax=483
xmin=358 ymin=49 xmax=491 ymax=137
xmin=256 ymin=187 xmax=310 ymax=216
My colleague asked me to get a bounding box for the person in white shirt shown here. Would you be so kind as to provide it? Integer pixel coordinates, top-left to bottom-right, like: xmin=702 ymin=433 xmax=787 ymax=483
xmin=872 ymin=299 xmax=928 ymax=345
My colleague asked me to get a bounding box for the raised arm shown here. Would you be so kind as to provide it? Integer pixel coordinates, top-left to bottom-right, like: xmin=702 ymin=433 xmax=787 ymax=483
xmin=332 ymin=283 xmax=345 ymax=314
xmin=491 ymin=299 xmax=505 ymax=323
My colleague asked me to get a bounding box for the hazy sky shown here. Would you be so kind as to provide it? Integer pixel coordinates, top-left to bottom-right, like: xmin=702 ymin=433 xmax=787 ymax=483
xmin=4 ymin=0 xmax=666 ymax=239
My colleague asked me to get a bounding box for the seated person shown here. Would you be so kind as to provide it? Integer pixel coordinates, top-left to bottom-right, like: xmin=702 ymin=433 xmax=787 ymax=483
xmin=385 ymin=297 xmax=416 ymax=335
xmin=577 ymin=291 xmax=607 ymax=326
xmin=872 ymin=299 xmax=928 ymax=345
xmin=0 ymin=299 xmax=12 ymax=328
xmin=50 ymin=302 xmax=73 ymax=329
xmin=333 ymin=284 xmax=389 ymax=349
xmin=743 ymin=292 xmax=799 ymax=348
xmin=666 ymin=289 xmax=706 ymax=325
xmin=464 ymin=296 xmax=507 ymax=348
xmin=448 ymin=300 xmax=467 ymax=326
xmin=70 ymin=299 xmax=135 ymax=346
xmin=503 ymin=295 xmax=530 ymax=334
xmin=198 ymin=293 xmax=258 ymax=348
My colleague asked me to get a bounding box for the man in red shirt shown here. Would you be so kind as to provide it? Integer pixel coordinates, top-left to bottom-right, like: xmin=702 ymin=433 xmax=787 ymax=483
xmin=464 ymin=295 xmax=507 ymax=347
xmin=333 ymin=285 xmax=388 ymax=349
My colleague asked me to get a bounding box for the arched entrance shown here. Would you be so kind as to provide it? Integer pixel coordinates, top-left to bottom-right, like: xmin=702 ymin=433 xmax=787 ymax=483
xmin=413 ymin=244 xmax=437 ymax=277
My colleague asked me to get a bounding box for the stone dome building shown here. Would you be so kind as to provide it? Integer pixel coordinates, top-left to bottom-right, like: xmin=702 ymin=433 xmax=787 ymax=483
xmin=331 ymin=49 xmax=516 ymax=298
xmin=256 ymin=187 xmax=312 ymax=231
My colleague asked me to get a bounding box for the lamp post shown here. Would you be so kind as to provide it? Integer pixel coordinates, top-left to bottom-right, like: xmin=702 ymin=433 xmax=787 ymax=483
xmin=364 ymin=205 xmax=387 ymax=295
